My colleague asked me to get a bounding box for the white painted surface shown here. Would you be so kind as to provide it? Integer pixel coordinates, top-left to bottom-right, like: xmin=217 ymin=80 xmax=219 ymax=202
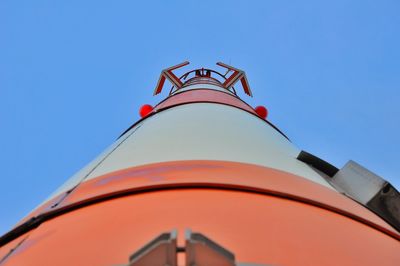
xmin=46 ymin=122 xmax=143 ymax=199
xmin=48 ymin=103 xmax=334 ymax=199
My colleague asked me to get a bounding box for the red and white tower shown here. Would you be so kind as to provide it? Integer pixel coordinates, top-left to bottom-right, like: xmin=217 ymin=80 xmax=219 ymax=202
xmin=0 ymin=62 xmax=399 ymax=265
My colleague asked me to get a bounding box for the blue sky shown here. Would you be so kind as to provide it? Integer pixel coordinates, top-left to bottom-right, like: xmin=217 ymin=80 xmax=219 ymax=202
xmin=1 ymin=0 xmax=399 ymax=235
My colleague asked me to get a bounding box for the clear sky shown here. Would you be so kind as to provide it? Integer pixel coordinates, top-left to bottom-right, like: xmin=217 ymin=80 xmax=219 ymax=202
xmin=1 ymin=0 xmax=399 ymax=235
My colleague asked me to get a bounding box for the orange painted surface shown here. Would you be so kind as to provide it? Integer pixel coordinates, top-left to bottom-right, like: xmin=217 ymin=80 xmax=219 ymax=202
xmin=154 ymin=89 xmax=257 ymax=114
xmin=10 ymin=161 xmax=399 ymax=239
xmin=1 ymin=189 xmax=399 ymax=266
xmin=0 ymin=233 xmax=29 ymax=262
xmin=55 ymin=161 xmax=399 ymax=237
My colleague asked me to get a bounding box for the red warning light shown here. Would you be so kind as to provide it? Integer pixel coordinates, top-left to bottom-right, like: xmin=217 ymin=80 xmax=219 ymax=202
xmin=139 ymin=104 xmax=154 ymax=118
xmin=255 ymin=106 xmax=268 ymax=119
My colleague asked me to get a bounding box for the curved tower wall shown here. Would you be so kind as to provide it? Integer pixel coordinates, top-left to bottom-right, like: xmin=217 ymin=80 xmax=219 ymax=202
xmin=1 ymin=66 xmax=399 ymax=266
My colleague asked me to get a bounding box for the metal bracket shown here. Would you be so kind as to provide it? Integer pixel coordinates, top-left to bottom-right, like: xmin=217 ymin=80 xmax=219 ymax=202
xmin=128 ymin=230 xmax=178 ymax=266
xmin=185 ymin=229 xmax=235 ymax=266
xmin=128 ymin=229 xmax=236 ymax=266
xmin=216 ymin=62 xmax=252 ymax=97
xmin=297 ymin=152 xmax=400 ymax=232
xmin=331 ymin=160 xmax=400 ymax=232
xmin=154 ymin=61 xmax=190 ymax=95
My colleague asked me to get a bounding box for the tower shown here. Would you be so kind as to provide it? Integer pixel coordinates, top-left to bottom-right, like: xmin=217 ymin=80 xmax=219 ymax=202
xmin=0 ymin=62 xmax=399 ymax=265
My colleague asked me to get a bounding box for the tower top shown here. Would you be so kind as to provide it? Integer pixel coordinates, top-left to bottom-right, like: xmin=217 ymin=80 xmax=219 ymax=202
xmin=153 ymin=61 xmax=252 ymax=97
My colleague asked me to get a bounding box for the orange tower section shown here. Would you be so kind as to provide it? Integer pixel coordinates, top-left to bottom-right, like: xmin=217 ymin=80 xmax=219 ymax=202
xmin=1 ymin=62 xmax=399 ymax=266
